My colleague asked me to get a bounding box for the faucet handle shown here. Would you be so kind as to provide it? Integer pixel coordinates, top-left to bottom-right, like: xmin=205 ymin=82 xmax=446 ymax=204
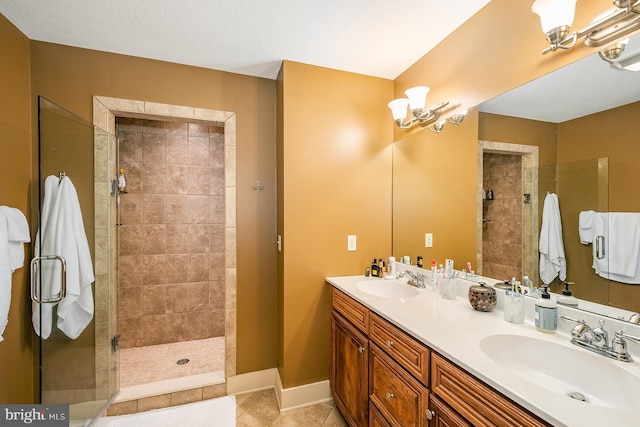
xmin=560 ymin=315 xmax=585 ymax=325
xmin=610 ymin=330 xmax=640 ymax=362
xmin=615 ymin=330 xmax=640 ymax=343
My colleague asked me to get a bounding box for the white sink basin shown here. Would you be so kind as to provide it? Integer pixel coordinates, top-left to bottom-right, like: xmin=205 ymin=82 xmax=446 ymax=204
xmin=480 ymin=334 xmax=640 ymax=411
xmin=356 ymin=280 xmax=419 ymax=299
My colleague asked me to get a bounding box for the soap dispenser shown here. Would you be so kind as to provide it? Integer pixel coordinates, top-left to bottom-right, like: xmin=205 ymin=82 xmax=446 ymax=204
xmin=534 ymin=286 xmax=557 ymax=333
xmin=557 ymin=282 xmax=579 ymax=308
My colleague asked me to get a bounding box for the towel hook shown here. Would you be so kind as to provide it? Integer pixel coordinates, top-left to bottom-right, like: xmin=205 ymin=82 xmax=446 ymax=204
xmin=58 ymin=171 xmax=66 ymax=183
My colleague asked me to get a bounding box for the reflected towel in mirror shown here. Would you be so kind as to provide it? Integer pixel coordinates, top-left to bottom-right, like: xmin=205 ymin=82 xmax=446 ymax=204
xmin=539 ymin=192 xmax=567 ymax=285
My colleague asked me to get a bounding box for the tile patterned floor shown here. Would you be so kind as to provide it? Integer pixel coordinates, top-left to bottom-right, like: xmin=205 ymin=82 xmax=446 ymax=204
xmin=119 ymin=337 xmax=224 ymax=387
xmin=236 ymin=389 xmax=347 ymax=426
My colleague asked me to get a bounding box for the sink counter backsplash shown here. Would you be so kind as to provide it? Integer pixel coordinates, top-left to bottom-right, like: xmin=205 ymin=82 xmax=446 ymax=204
xmin=326 ymin=271 xmax=640 ymax=427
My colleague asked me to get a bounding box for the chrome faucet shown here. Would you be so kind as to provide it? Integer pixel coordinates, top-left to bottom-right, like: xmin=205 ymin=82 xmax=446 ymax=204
xmin=398 ymin=270 xmax=426 ymax=288
xmin=562 ymin=315 xmax=640 ymax=362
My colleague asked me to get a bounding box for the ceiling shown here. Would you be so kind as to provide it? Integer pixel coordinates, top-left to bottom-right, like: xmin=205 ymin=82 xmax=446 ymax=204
xmin=0 ymin=0 xmax=491 ymax=80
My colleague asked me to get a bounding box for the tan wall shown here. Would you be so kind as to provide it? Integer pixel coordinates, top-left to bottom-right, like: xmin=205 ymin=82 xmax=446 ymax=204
xmin=279 ymin=61 xmax=393 ymax=387
xmin=392 ymin=109 xmax=479 ymax=265
xmin=0 ymin=14 xmax=34 ymax=403
xmin=29 ymin=42 xmax=278 ymax=375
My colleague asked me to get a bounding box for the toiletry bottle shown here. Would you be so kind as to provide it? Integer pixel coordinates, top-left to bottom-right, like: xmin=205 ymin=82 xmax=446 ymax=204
xmin=445 ymin=259 xmax=454 ymax=278
xmin=117 ymin=168 xmax=127 ymax=192
xmin=430 ymin=260 xmax=437 ymax=290
xmin=387 ymin=257 xmax=396 ymax=279
xmin=371 ymin=258 xmax=380 ymax=277
xmin=557 ymin=282 xmax=579 ymax=308
xmin=378 ymin=258 xmax=385 ymax=278
xmin=416 ymin=256 xmax=423 ymax=269
xmin=534 ymin=286 xmax=557 ymax=333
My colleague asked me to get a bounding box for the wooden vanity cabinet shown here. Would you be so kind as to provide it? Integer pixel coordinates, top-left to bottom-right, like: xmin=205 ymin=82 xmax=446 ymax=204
xmin=330 ymin=288 xmax=370 ymax=427
xmin=431 ymin=353 xmax=550 ymax=427
xmin=330 ymin=285 xmax=550 ymax=427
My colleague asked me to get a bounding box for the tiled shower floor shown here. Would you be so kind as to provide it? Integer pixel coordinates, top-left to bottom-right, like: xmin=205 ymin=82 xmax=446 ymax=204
xmin=117 ymin=337 xmax=225 ymax=400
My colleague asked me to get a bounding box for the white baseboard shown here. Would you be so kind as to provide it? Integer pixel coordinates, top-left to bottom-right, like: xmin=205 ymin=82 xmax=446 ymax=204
xmin=275 ymin=372 xmax=332 ymax=412
xmin=226 ymin=368 xmax=279 ymax=395
xmin=226 ymin=368 xmax=332 ymax=412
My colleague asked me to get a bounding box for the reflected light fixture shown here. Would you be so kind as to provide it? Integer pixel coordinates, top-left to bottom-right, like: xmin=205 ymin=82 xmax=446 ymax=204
xmin=532 ymin=0 xmax=640 ymax=54
xmin=598 ymin=38 xmax=640 ymax=71
xmin=388 ymin=86 xmax=449 ymax=129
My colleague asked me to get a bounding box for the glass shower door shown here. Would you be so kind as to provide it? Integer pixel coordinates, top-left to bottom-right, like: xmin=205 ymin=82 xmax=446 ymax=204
xmin=36 ymin=97 xmax=115 ymax=424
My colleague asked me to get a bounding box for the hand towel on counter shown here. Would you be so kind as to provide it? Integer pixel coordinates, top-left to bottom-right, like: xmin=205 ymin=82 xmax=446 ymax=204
xmin=539 ymin=193 xmax=567 ymax=285
xmin=0 ymin=206 xmax=30 ymax=342
xmin=32 ymin=175 xmax=95 ymax=339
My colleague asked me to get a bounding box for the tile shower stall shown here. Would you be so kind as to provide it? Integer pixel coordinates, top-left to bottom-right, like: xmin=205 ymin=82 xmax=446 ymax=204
xmin=116 ymin=118 xmax=226 ymax=387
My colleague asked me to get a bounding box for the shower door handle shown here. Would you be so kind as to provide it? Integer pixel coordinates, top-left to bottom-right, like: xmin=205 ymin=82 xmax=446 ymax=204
xmin=596 ymin=235 xmax=605 ymax=260
xmin=30 ymin=255 xmax=67 ymax=303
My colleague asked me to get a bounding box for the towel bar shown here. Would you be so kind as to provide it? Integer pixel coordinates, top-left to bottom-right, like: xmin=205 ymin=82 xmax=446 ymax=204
xmin=30 ymin=255 xmax=67 ymax=303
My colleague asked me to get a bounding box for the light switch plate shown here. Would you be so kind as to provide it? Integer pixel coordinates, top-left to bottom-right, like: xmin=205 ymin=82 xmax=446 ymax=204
xmin=425 ymin=233 xmax=433 ymax=248
xmin=347 ymin=235 xmax=357 ymax=251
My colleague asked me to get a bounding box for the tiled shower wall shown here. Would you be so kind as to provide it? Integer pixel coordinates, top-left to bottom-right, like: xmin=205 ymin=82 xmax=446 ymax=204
xmin=482 ymin=153 xmax=523 ymax=281
xmin=116 ymin=118 xmax=225 ymax=348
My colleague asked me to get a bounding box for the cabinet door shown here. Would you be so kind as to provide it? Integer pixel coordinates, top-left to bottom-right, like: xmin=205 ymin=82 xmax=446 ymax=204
xmin=331 ymin=311 xmax=369 ymax=427
xmin=370 ymin=402 xmax=393 ymax=427
xmin=429 ymin=394 xmax=471 ymax=427
xmin=369 ymin=343 xmax=429 ymax=427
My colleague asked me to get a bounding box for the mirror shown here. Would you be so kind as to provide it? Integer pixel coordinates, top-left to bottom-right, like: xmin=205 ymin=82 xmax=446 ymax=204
xmin=393 ymin=35 xmax=640 ymax=322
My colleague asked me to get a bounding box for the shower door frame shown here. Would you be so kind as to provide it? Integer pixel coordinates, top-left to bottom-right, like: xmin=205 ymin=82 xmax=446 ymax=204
xmin=92 ymin=96 xmax=238 ymax=389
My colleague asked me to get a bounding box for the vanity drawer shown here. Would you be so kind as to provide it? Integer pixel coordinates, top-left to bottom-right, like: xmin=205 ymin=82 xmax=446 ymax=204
xmin=369 ymin=343 xmax=429 ymax=427
xmin=370 ymin=313 xmax=429 ymax=385
xmin=431 ymin=353 xmax=550 ymax=427
xmin=331 ymin=287 xmax=369 ymax=333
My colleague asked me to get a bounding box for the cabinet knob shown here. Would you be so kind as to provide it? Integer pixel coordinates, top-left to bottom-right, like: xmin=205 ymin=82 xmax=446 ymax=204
xmin=426 ymin=410 xmax=435 ymax=421
xmin=386 ymin=340 xmax=394 ymax=348
xmin=386 ymin=392 xmax=394 ymax=400
xmin=358 ymin=346 xmax=365 ymax=353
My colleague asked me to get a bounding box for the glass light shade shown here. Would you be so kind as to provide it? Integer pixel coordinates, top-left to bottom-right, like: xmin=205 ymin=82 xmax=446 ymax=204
xmin=405 ymin=86 xmax=430 ymax=110
xmin=388 ymin=98 xmax=409 ymax=121
xmin=532 ymin=0 xmax=576 ymax=34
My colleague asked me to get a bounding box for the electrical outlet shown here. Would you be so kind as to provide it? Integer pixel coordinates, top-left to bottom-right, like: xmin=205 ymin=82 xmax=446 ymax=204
xmin=347 ymin=235 xmax=357 ymax=251
xmin=425 ymin=233 xmax=433 ymax=248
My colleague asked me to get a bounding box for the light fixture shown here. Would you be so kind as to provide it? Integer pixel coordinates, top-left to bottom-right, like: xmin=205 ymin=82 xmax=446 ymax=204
xmin=387 ymin=85 xmax=449 ymax=129
xmin=427 ymin=109 xmax=468 ymax=133
xmin=597 ymin=38 xmax=640 ymax=70
xmin=447 ymin=110 xmax=468 ymax=125
xmin=427 ymin=120 xmax=446 ymax=133
xmin=599 ymin=39 xmax=629 ymax=62
xmin=532 ymin=0 xmax=640 ymax=54
xmin=611 ymin=50 xmax=640 ymax=70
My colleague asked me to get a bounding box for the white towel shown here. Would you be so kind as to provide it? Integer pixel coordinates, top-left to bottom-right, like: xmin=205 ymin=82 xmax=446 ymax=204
xmin=590 ymin=212 xmax=640 ymax=284
xmin=32 ymin=175 xmax=95 ymax=339
xmin=0 ymin=206 xmax=30 ymax=342
xmin=578 ymin=210 xmax=595 ymax=244
xmin=539 ymin=193 xmax=567 ymax=285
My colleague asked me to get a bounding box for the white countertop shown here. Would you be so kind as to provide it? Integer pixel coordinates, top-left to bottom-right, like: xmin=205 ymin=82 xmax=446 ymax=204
xmin=326 ymin=274 xmax=640 ymax=427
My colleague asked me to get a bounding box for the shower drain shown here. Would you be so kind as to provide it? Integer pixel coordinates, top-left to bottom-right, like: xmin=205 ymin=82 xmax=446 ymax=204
xmin=567 ymin=391 xmax=587 ymax=402
xmin=177 ymin=358 xmax=190 ymax=365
